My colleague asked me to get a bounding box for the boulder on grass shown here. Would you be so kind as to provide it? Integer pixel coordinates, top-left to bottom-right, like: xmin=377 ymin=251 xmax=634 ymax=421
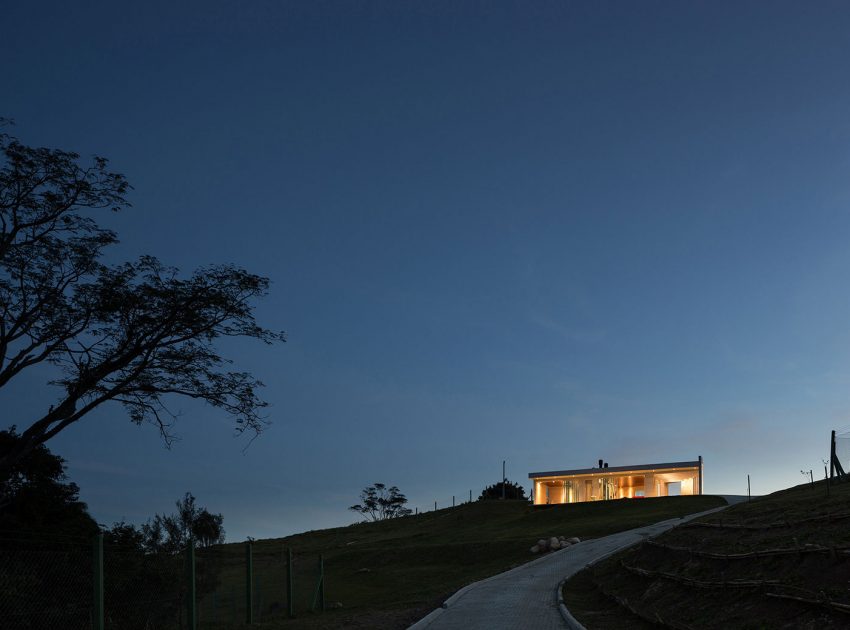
xmin=537 ymin=538 xmax=548 ymax=549
xmin=530 ymin=545 xmax=540 ymax=554
xmin=566 ymin=537 xmax=580 ymax=544
xmin=549 ymin=537 xmax=560 ymax=549
xmin=550 ymin=541 xmax=561 ymax=550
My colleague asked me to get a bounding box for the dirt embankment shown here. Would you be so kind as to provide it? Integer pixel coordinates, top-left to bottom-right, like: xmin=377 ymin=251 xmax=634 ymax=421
xmin=564 ymin=480 xmax=850 ymax=629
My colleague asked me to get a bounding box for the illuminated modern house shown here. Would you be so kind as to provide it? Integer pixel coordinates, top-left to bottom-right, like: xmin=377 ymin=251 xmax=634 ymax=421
xmin=529 ymin=457 xmax=703 ymax=505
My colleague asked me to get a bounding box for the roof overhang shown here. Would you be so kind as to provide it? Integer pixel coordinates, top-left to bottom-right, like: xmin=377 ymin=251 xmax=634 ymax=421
xmin=528 ymin=460 xmax=700 ymax=479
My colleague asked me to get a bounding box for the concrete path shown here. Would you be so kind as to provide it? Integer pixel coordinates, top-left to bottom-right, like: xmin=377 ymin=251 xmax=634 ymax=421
xmin=410 ymin=498 xmax=746 ymax=630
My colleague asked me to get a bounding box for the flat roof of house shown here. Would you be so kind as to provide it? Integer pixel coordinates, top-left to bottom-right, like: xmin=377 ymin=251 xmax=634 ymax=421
xmin=528 ymin=460 xmax=701 ymax=479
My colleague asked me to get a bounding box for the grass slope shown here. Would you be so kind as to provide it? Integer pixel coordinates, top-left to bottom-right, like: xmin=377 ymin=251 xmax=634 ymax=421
xmin=198 ymin=495 xmax=724 ymax=629
xmin=564 ymin=480 xmax=850 ymax=629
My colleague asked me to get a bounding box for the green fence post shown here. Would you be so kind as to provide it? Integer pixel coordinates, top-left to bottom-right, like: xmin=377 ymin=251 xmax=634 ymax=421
xmin=256 ymin=574 xmax=262 ymax=621
xmin=187 ymin=538 xmax=196 ymax=630
xmin=318 ymin=554 xmax=325 ymax=611
xmin=93 ymin=533 xmax=104 ymax=630
xmin=287 ymin=548 xmax=294 ymax=618
xmin=311 ymin=554 xmax=325 ymax=611
xmin=246 ymin=541 xmax=254 ymax=625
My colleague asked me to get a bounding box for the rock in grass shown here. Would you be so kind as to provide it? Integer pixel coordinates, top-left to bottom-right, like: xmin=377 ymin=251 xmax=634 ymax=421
xmin=537 ymin=538 xmax=548 ymax=549
xmin=566 ymin=536 xmax=580 ymax=544
xmin=549 ymin=537 xmax=560 ymax=549
xmin=530 ymin=545 xmax=540 ymax=554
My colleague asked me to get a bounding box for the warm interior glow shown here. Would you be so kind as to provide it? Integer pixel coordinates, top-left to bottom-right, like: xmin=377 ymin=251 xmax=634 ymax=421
xmin=530 ymin=464 xmax=701 ymax=505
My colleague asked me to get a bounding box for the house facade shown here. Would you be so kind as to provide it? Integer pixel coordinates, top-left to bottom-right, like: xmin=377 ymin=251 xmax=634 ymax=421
xmin=529 ymin=457 xmax=703 ymax=505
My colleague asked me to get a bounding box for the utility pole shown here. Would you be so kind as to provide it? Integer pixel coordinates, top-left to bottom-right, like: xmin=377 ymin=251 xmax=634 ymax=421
xmin=747 ymin=474 xmax=751 ymax=502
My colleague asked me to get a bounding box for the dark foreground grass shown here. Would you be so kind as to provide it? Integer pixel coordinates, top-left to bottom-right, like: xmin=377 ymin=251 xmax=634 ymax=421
xmin=563 ymin=480 xmax=850 ymax=629
xmin=199 ymin=495 xmax=724 ymax=629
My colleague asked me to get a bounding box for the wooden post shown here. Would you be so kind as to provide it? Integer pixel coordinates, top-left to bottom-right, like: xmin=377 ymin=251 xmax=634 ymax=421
xmin=747 ymin=475 xmax=751 ymax=502
xmin=698 ymin=455 xmax=703 ymax=495
xmin=831 ymin=430 xmax=836 ymax=481
xmin=825 ymin=464 xmax=830 ymax=496
xmin=502 ymin=460 xmax=506 ymax=499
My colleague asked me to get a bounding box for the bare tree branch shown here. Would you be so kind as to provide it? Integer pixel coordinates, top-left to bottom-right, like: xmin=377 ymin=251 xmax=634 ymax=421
xmin=0 ymin=127 xmax=285 ymax=472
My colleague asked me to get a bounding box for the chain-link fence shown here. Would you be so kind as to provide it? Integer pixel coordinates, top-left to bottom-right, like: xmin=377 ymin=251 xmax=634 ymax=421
xmin=195 ymin=544 xmax=326 ymax=627
xmin=1 ymin=532 xmax=327 ymax=629
xmin=0 ymin=534 xmax=93 ymax=629
xmin=103 ymin=543 xmax=186 ymax=629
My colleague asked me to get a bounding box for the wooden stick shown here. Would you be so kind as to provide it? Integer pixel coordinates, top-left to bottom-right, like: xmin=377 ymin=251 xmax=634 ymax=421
xmin=645 ymin=539 xmax=845 ymax=559
xmin=684 ymin=511 xmax=850 ymax=531
xmin=766 ymin=592 xmax=850 ymax=615
xmin=621 ymin=562 xmax=781 ymax=588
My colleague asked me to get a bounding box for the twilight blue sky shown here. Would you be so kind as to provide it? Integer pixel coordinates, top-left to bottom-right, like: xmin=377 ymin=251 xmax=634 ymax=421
xmin=4 ymin=1 xmax=850 ymax=540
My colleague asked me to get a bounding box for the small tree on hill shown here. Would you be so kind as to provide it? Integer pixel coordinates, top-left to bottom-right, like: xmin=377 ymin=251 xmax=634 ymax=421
xmin=349 ymin=483 xmax=412 ymax=521
xmin=478 ymin=480 xmax=527 ymax=501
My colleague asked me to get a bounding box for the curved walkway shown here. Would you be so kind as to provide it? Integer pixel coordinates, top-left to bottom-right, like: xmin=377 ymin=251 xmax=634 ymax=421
xmin=410 ymin=498 xmax=746 ymax=630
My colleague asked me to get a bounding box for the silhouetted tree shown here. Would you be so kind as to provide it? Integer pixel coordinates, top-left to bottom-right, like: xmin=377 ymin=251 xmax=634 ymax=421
xmin=0 ymin=432 xmax=97 ymax=629
xmin=102 ymin=494 xmax=224 ymax=629
xmin=349 ymin=483 xmax=412 ymax=521
xmin=0 ymin=124 xmax=285 ymax=473
xmin=478 ymin=480 xmax=527 ymax=501
xmin=141 ymin=492 xmax=225 ymax=552
xmin=0 ymin=427 xmax=97 ymax=537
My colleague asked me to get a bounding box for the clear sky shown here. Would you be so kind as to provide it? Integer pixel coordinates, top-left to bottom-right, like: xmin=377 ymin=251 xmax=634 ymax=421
xmin=4 ymin=1 xmax=850 ymax=541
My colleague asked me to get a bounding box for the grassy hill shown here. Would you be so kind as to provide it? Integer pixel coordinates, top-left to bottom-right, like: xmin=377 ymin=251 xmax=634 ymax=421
xmin=195 ymin=495 xmax=725 ymax=629
xmin=563 ymin=479 xmax=850 ymax=629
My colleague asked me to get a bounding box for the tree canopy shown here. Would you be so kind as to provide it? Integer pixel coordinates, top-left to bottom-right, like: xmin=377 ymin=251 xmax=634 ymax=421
xmin=0 ymin=124 xmax=285 ymax=472
xmin=140 ymin=492 xmax=225 ymax=552
xmin=0 ymin=427 xmax=97 ymax=537
xmin=478 ymin=480 xmax=527 ymax=501
xmin=95 ymin=494 xmax=225 ymax=629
